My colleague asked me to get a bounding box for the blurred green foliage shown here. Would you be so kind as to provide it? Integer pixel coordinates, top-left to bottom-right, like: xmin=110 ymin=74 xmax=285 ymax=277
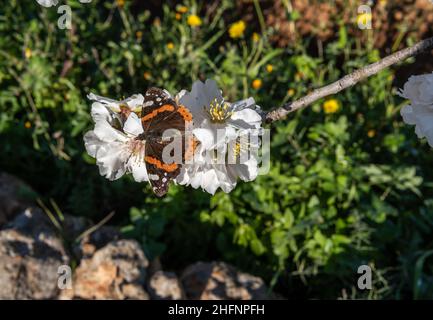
xmin=1 ymin=0 xmax=433 ymax=299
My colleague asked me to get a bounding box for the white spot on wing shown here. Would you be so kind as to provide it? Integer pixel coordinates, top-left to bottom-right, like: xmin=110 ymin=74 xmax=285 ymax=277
xmin=149 ymin=174 xmax=159 ymax=181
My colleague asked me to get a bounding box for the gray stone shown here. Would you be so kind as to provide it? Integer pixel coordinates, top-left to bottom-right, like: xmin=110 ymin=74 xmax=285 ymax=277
xmin=0 ymin=208 xmax=69 ymax=299
xmin=65 ymin=239 xmax=149 ymax=300
xmin=181 ymin=261 xmax=269 ymax=300
xmin=74 ymin=225 xmax=122 ymax=259
xmin=0 ymin=172 xmax=36 ymax=227
xmin=148 ymin=271 xmax=185 ymax=300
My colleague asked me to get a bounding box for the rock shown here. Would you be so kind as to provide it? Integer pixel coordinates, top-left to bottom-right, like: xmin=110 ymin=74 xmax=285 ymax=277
xmin=61 ymin=215 xmax=90 ymax=241
xmin=148 ymin=271 xmax=185 ymax=300
xmin=0 ymin=208 xmax=70 ymax=299
xmin=56 ymin=213 xmax=123 ymax=260
xmin=181 ymin=262 xmax=269 ymax=300
xmin=0 ymin=172 xmax=36 ymax=226
xmin=66 ymin=239 xmax=149 ymax=300
xmin=75 ymin=225 xmax=122 ymax=259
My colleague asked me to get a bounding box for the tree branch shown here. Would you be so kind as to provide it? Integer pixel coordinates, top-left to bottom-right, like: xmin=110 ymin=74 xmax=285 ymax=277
xmin=265 ymin=36 xmax=433 ymax=123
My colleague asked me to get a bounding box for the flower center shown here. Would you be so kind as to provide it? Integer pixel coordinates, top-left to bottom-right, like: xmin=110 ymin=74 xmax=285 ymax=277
xmin=206 ymin=98 xmax=232 ymax=123
xmin=129 ymin=139 xmax=145 ymax=156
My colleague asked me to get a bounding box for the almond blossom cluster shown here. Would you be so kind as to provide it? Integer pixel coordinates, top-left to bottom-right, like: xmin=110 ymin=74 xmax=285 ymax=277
xmin=84 ymin=80 xmax=264 ymax=195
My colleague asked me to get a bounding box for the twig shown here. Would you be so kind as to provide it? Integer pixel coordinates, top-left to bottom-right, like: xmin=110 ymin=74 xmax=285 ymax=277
xmin=75 ymin=211 xmax=115 ymax=242
xmin=265 ymin=36 xmax=433 ymax=123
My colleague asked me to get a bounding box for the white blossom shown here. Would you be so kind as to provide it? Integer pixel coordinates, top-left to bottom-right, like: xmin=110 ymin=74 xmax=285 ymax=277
xmin=399 ymin=73 xmax=433 ymax=147
xmin=84 ymin=95 xmax=149 ymax=182
xmin=179 ymin=79 xmax=262 ymax=149
xmin=84 ymin=83 xmax=264 ymax=196
xmin=177 ymin=79 xmax=263 ymax=194
xmin=36 ymin=0 xmax=59 ymax=7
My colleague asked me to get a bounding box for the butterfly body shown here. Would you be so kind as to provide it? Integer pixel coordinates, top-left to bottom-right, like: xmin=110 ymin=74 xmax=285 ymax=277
xmin=139 ymin=88 xmax=193 ymax=197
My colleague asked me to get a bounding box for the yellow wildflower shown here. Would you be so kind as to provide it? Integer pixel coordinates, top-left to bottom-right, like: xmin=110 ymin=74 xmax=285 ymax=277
xmin=252 ymin=79 xmax=262 ymax=90
xmin=177 ymin=5 xmax=188 ymax=14
xmin=24 ymin=121 xmax=31 ymax=129
xmin=287 ymin=89 xmax=295 ymax=97
xmin=143 ymin=72 xmax=151 ymax=80
xmin=175 ymin=13 xmax=182 ymax=20
xmin=367 ymin=129 xmax=376 ymax=138
xmin=153 ymin=18 xmax=161 ymax=27
xmin=24 ymin=48 xmax=32 ymax=59
xmin=229 ymin=20 xmax=246 ymax=39
xmin=116 ymin=0 xmax=125 ymax=8
xmin=323 ymin=99 xmax=340 ymax=114
xmin=294 ymin=72 xmax=304 ymax=81
xmin=187 ymin=15 xmax=202 ymax=27
xmin=266 ymin=64 xmax=273 ymax=73
xmin=252 ymin=32 xmax=260 ymax=42
xmin=167 ymin=42 xmax=174 ymax=50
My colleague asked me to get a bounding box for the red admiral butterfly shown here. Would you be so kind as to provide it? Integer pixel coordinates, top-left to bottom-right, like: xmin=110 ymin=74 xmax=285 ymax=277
xmin=138 ymin=87 xmax=194 ymax=197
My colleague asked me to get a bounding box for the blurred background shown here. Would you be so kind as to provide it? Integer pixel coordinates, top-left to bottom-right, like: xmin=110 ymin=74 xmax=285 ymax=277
xmin=1 ymin=0 xmax=433 ymax=299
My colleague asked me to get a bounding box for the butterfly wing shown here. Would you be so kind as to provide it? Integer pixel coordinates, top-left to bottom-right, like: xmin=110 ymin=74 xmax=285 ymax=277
xmin=141 ymin=87 xmax=193 ymax=197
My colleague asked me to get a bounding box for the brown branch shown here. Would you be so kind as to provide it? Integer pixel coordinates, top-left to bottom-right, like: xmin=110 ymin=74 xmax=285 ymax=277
xmin=265 ymin=36 xmax=433 ymax=123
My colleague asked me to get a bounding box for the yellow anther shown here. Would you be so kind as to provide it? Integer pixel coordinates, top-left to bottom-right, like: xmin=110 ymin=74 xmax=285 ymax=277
xmin=233 ymin=142 xmax=241 ymax=157
xmin=206 ymin=99 xmax=232 ymax=123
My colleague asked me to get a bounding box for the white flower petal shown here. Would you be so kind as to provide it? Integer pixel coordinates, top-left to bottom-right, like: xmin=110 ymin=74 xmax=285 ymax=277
xmin=90 ymin=102 xmax=113 ymax=123
xmin=88 ymin=93 xmax=121 ymax=111
xmin=400 ymin=105 xmax=416 ymax=125
xmin=231 ymin=108 xmax=262 ymax=126
xmin=415 ymin=125 xmax=424 ymax=139
xmin=180 ymin=79 xmax=224 ymax=127
xmin=399 ymin=73 xmax=433 ymax=106
xmin=411 ymin=109 xmax=433 ymax=141
xmin=193 ymin=128 xmax=215 ymax=150
xmin=238 ymin=158 xmax=259 ymax=181
xmin=127 ymin=157 xmax=149 ymax=182
xmin=94 ymin=121 xmax=127 ymax=143
xmin=224 ymin=126 xmax=238 ymax=142
xmin=201 ymin=169 xmax=220 ymax=195
xmin=175 ymin=90 xmax=187 ymax=103
xmin=95 ymin=142 xmax=127 ymax=181
xmin=125 ymin=94 xmax=144 ymax=111
xmin=189 ymin=170 xmax=204 ymax=189
xmin=83 ymin=131 xmax=102 ymax=158
xmin=36 ymin=0 xmax=58 ymax=7
xmin=399 ymin=73 xmax=433 ymax=147
xmin=123 ymin=113 xmax=144 ymax=137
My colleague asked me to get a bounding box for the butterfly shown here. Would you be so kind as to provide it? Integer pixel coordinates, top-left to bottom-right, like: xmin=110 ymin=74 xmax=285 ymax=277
xmin=138 ymin=87 xmax=194 ymax=197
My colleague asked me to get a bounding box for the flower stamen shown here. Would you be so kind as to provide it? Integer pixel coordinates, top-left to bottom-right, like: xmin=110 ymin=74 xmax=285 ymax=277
xmin=231 ymin=139 xmax=252 ymax=163
xmin=206 ymin=98 xmax=233 ymax=123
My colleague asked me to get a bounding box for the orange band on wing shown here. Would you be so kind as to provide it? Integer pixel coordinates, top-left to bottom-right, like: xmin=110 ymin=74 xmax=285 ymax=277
xmin=177 ymin=105 xmax=193 ymax=122
xmin=145 ymin=156 xmax=178 ymax=172
xmin=141 ymin=104 xmax=175 ymax=122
